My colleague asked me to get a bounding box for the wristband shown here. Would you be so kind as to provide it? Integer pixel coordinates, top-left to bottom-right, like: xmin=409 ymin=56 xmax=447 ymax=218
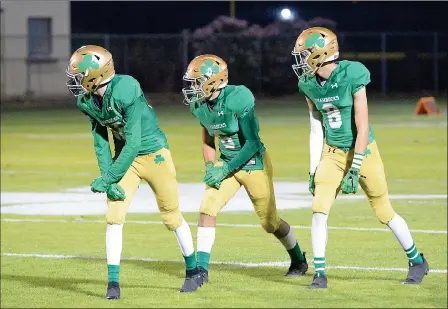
xmin=351 ymin=152 xmax=364 ymax=171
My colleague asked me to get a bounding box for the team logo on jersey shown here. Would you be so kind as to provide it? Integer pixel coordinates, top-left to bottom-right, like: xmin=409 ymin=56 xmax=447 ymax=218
xmin=316 ymin=95 xmax=340 ymax=103
xmin=102 ymin=116 xmax=121 ymax=125
xmin=208 ymin=123 xmax=227 ymax=130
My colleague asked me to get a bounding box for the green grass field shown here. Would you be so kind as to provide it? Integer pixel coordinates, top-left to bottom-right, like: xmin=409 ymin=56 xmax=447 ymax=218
xmin=1 ymin=97 xmax=447 ymax=308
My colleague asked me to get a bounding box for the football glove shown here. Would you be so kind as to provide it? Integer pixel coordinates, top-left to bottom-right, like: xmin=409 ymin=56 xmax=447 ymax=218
xmin=341 ymin=152 xmax=364 ymax=194
xmin=309 ymin=173 xmax=316 ymax=196
xmin=341 ymin=168 xmax=360 ymax=194
xmin=204 ymin=161 xmax=222 ymax=189
xmin=203 ymin=163 xmax=230 ymax=188
xmin=90 ymin=176 xmax=109 ymax=193
xmin=106 ymin=183 xmax=126 ymax=201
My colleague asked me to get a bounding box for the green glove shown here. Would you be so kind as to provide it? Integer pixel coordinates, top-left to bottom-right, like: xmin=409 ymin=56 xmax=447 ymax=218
xmin=341 ymin=152 xmax=364 ymax=194
xmin=204 ymin=163 xmax=230 ymax=188
xmin=106 ymin=183 xmax=126 ymax=201
xmin=205 ymin=161 xmax=214 ymax=172
xmin=90 ymin=176 xmax=109 ymax=193
xmin=341 ymin=168 xmax=360 ymax=194
xmin=309 ymin=173 xmax=316 ymax=196
xmin=204 ymin=161 xmax=222 ymax=189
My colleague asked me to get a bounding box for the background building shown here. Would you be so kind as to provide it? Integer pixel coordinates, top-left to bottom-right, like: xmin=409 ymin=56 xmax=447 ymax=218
xmin=0 ymin=0 xmax=70 ymax=99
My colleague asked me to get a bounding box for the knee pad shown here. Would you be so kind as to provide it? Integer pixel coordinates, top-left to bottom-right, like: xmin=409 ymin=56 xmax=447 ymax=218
xmin=160 ymin=207 xmax=183 ymax=231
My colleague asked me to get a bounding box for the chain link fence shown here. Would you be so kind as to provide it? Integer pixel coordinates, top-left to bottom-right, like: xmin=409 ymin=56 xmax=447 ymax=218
xmin=1 ymin=32 xmax=446 ymax=98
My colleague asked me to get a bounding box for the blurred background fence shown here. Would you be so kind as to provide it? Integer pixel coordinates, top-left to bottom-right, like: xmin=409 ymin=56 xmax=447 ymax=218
xmin=1 ymin=32 xmax=447 ymax=98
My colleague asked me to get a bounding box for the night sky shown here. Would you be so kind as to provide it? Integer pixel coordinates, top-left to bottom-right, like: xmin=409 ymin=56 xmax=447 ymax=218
xmin=71 ymin=1 xmax=448 ymax=34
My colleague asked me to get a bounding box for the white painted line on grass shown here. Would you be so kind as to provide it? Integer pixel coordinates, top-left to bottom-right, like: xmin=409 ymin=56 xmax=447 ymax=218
xmin=2 ymin=252 xmax=446 ymax=274
xmin=2 ymin=218 xmax=446 ymax=234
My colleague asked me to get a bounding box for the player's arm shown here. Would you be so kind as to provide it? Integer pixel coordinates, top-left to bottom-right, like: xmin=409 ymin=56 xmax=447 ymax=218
xmin=306 ymin=97 xmax=324 ymax=175
xmin=85 ymin=112 xmax=113 ymax=175
xmin=353 ymin=87 xmax=369 ymax=158
xmin=102 ymin=97 xmax=144 ymax=185
xmin=202 ymin=126 xmax=216 ymax=168
xmin=348 ymin=61 xmax=371 ymax=171
xmin=226 ymin=106 xmax=263 ymax=173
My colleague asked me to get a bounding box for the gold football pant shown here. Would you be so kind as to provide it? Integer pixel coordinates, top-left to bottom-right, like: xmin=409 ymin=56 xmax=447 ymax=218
xmin=312 ymin=141 xmax=395 ymax=224
xmin=106 ymin=148 xmax=183 ymax=231
xmin=200 ymin=151 xmax=281 ymax=233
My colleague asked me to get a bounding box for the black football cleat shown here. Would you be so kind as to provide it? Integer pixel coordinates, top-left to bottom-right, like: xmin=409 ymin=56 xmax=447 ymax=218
xmin=179 ymin=268 xmax=204 ymax=293
xmin=105 ymin=281 xmax=120 ymax=300
xmin=198 ymin=266 xmax=209 ymax=283
xmin=308 ymin=273 xmax=328 ymax=289
xmin=403 ymin=253 xmax=429 ymax=284
xmin=285 ymin=252 xmax=309 ymax=276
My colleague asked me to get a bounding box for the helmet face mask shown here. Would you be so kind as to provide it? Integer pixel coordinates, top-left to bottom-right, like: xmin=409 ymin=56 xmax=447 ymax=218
xmin=182 ymin=75 xmax=207 ymax=105
xmin=66 ymin=67 xmax=87 ymax=97
xmin=292 ymin=49 xmax=313 ymax=79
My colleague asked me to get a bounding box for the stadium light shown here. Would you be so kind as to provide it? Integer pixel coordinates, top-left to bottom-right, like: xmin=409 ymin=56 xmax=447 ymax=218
xmin=279 ymin=8 xmax=294 ymax=21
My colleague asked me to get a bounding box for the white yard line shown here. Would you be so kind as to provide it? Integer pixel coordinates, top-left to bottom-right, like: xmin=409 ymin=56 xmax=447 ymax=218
xmin=2 ymin=252 xmax=446 ymax=274
xmin=2 ymin=218 xmax=447 ymax=234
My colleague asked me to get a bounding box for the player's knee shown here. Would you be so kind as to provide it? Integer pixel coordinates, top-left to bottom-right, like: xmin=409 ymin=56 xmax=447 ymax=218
xmin=311 ymin=201 xmax=331 ymax=215
xmin=160 ymin=207 xmax=183 ymax=231
xmin=199 ymin=197 xmax=221 ymax=217
xmin=375 ymin=207 xmax=395 ymax=224
xmin=106 ymin=212 xmax=126 ymax=225
xmin=370 ymin=194 xmax=395 ymax=224
xmin=260 ymin=216 xmax=280 ymax=234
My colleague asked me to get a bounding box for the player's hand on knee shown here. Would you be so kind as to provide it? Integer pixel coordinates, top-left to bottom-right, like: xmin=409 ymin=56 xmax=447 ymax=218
xmin=309 ymin=173 xmax=316 ymax=196
xmin=106 ymin=183 xmax=127 ymax=201
xmin=341 ymin=168 xmax=360 ymax=194
xmin=90 ymin=176 xmax=109 ymax=193
xmin=204 ymin=163 xmax=230 ymax=188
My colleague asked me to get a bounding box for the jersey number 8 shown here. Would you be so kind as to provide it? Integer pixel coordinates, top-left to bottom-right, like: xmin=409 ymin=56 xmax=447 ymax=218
xmin=322 ymin=103 xmax=342 ymax=129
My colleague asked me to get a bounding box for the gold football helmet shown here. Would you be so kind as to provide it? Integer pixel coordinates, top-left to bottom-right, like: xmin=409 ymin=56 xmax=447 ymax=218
xmin=291 ymin=27 xmax=339 ymax=79
xmin=66 ymin=45 xmax=115 ymax=96
xmin=182 ymin=54 xmax=228 ymax=105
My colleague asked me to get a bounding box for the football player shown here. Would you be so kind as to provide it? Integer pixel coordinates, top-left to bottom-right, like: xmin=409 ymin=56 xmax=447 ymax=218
xmin=291 ymin=27 xmax=429 ymax=289
xmin=181 ymin=54 xmax=309 ymax=292
xmin=66 ymin=45 xmax=201 ymax=298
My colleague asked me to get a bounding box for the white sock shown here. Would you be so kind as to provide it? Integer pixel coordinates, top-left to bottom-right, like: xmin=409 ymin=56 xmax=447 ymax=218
xmin=174 ymin=219 xmax=195 ymax=257
xmin=311 ymin=213 xmax=328 ymax=258
xmin=106 ymin=224 xmax=123 ymax=265
xmin=387 ymin=213 xmax=414 ymax=250
xmin=278 ymin=228 xmax=297 ymax=250
xmin=197 ymin=226 xmax=216 ymax=253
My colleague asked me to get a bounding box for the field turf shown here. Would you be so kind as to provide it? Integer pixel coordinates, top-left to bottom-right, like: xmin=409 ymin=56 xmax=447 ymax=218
xmin=1 ymin=96 xmax=447 ymax=308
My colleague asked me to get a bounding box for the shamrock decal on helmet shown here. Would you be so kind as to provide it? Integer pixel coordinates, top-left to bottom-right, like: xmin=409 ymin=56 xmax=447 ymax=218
xmin=305 ymin=33 xmax=326 ymax=49
xmin=78 ymin=54 xmax=100 ymax=72
xmin=200 ymin=59 xmax=220 ymax=77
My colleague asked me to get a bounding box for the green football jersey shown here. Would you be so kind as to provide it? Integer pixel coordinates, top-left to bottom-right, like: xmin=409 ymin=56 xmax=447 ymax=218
xmin=298 ymin=60 xmax=375 ymax=149
xmin=77 ymin=74 xmax=168 ymax=184
xmin=190 ymin=85 xmax=265 ymax=170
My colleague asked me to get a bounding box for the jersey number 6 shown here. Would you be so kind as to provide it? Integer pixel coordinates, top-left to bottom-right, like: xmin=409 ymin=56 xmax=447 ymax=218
xmin=322 ymin=103 xmax=342 ymax=129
